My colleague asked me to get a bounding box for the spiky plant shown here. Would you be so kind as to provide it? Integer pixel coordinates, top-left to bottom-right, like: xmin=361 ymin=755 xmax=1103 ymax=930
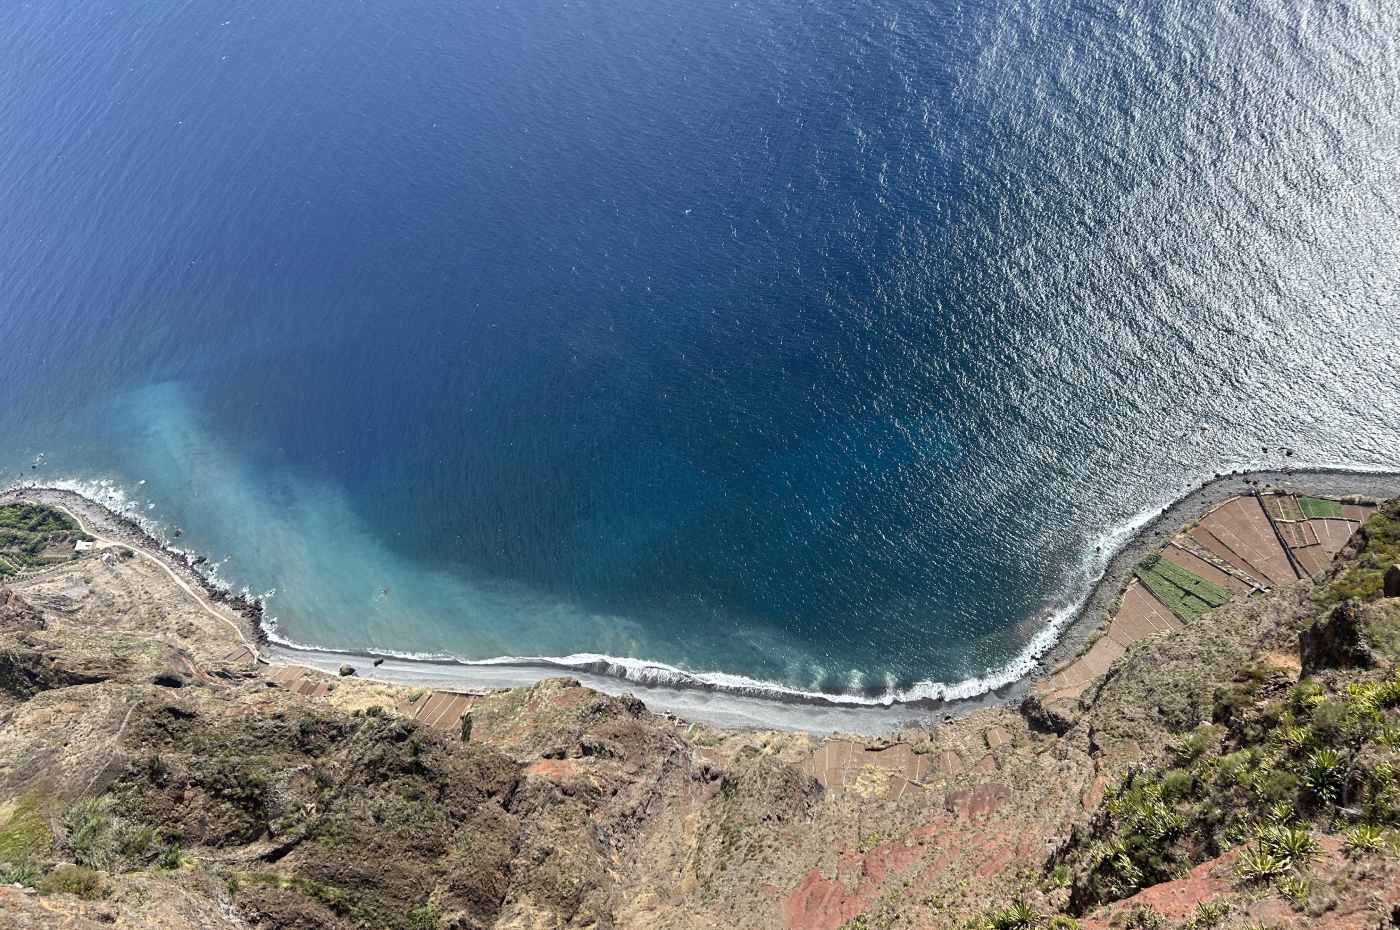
xmin=1235 ymin=845 xmax=1288 ymax=883
xmin=1303 ymin=747 xmax=1344 ymax=804
xmin=1343 ymin=823 xmax=1386 ymax=857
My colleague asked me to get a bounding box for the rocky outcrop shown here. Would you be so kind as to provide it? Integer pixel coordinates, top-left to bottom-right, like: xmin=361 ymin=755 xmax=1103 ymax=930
xmin=0 ymin=587 xmax=45 ymax=632
xmin=1300 ymin=600 xmax=1380 ymax=674
xmin=0 ymin=649 xmax=107 ymax=701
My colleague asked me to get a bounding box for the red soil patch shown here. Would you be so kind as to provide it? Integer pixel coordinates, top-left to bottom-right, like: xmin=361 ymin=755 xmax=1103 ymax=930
xmin=524 ymin=758 xmax=585 ymax=783
xmin=1082 ymin=853 xmax=1235 ymax=928
xmin=781 ymin=830 xmax=932 ymax=930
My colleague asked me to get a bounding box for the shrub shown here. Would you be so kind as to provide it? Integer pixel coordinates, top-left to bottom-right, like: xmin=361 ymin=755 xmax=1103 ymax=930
xmin=157 ymin=842 xmax=182 ymax=870
xmin=62 ymin=799 xmax=113 ymax=870
xmin=1161 ymin=769 xmax=1195 ymax=801
xmin=1120 ymin=904 xmax=1166 ymax=929
xmin=408 ymin=901 xmax=443 ymax=930
xmin=39 ymin=864 xmax=107 ymax=899
xmin=0 ymin=861 xmax=41 ymax=887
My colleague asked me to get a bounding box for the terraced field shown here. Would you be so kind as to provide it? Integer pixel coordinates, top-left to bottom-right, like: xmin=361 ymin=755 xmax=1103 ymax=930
xmin=1299 ymin=495 xmax=1346 ymax=519
xmin=1133 ymin=553 xmax=1230 ymax=622
xmin=0 ymin=503 xmax=91 ymax=578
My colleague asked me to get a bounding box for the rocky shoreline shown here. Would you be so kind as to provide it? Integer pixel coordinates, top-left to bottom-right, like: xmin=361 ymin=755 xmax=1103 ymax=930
xmin=0 ymin=485 xmax=269 ymax=649
xmin=7 ymin=469 xmax=1400 ymax=734
xmin=1034 ymin=467 xmax=1400 ymax=690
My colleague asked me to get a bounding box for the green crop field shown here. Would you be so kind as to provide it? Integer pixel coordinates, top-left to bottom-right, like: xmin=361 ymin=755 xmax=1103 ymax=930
xmin=1298 ymin=496 xmax=1345 ymax=520
xmin=1134 ymin=554 xmax=1231 ymax=623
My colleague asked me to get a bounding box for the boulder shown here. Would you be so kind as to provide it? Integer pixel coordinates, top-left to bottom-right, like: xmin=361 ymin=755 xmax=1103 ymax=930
xmin=1300 ymin=601 xmax=1379 ymax=675
xmin=338 ymin=664 xmax=356 ymax=677
xmin=1384 ymin=564 xmax=1400 ymax=598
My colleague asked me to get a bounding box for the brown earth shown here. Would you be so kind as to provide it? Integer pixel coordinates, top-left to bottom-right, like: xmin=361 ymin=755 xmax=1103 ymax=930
xmin=1 ymin=489 xmax=1399 ymax=930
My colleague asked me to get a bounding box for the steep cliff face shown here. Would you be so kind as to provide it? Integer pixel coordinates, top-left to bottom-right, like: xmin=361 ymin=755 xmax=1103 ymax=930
xmin=1 ymin=498 xmax=1399 ymax=930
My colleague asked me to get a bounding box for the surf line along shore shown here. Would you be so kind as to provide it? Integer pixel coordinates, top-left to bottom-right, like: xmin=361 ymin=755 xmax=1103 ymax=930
xmin=6 ymin=469 xmax=1400 ymax=734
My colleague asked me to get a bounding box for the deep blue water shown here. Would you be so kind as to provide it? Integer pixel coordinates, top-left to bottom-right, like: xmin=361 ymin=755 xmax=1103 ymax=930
xmin=2 ymin=0 xmax=1399 ymax=701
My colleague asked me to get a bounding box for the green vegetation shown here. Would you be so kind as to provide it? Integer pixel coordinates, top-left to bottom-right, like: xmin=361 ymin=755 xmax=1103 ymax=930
xmin=408 ymin=901 xmax=443 ymax=930
xmin=968 ymin=899 xmax=1038 ymax=930
xmin=38 ymin=863 xmax=108 ymax=899
xmin=1056 ymin=658 xmax=1400 ymax=913
xmin=1134 ymin=555 xmax=1229 ymax=623
xmin=1184 ymin=899 xmax=1231 ymax=929
xmin=64 ymin=798 xmax=114 ymax=869
xmin=0 ymin=503 xmax=77 ymax=534
xmin=1317 ymin=504 xmax=1400 ymax=604
xmin=0 ymin=860 xmax=41 ymax=887
xmin=232 ymin=871 xmax=369 ymax=921
xmin=1298 ymin=497 xmax=1345 ymax=520
xmin=0 ymin=792 xmax=53 ymax=865
xmin=0 ymin=503 xmax=88 ymax=578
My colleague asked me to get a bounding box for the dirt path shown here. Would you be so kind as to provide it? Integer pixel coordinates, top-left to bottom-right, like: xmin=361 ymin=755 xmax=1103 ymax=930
xmin=50 ymin=502 xmax=261 ymax=661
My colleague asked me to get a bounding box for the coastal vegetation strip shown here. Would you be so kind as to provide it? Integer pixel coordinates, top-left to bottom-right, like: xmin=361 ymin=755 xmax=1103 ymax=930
xmin=0 ymin=503 xmax=91 ymax=578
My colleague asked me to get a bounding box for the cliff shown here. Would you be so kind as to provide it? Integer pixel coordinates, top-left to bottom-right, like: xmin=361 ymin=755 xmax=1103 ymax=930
xmin=1 ymin=493 xmax=1398 ymax=930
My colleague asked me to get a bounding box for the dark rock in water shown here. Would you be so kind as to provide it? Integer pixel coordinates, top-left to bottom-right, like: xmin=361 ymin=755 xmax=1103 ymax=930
xmin=338 ymin=664 xmax=356 ymax=677
xmin=372 ymin=656 xmax=384 ymax=667
xmin=1300 ymin=601 xmax=1379 ymax=675
xmin=1384 ymin=564 xmax=1400 ymax=599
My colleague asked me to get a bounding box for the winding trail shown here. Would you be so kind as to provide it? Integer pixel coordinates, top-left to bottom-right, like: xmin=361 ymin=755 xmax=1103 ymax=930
xmin=50 ymin=502 xmax=262 ymax=661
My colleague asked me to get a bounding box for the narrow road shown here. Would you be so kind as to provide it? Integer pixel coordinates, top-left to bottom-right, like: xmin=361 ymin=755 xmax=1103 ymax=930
xmin=50 ymin=501 xmax=261 ymax=661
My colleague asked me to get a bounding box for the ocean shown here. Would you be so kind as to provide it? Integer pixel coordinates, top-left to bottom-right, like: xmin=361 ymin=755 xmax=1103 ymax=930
xmin=2 ymin=0 xmax=1398 ymax=706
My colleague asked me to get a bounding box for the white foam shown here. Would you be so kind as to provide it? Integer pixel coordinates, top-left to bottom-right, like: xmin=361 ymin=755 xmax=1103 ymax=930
xmin=14 ymin=461 xmax=1398 ymax=720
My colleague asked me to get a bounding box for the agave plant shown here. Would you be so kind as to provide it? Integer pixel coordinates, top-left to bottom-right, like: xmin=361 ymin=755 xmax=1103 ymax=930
xmin=1235 ymin=845 xmax=1288 ymax=882
xmin=1185 ymin=898 xmax=1232 ymax=929
xmin=1343 ymin=823 xmax=1386 ymax=857
xmin=986 ymin=899 xmax=1038 ymax=930
xmin=1303 ymin=747 xmax=1344 ymax=804
xmin=1276 ymin=723 xmax=1310 ymax=750
xmin=1275 ymin=874 xmax=1310 ymax=910
xmin=1257 ymin=824 xmax=1318 ymax=868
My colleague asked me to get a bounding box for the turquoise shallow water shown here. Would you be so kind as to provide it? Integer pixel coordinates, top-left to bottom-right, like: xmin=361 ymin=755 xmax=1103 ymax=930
xmin=2 ymin=0 xmax=1399 ymax=703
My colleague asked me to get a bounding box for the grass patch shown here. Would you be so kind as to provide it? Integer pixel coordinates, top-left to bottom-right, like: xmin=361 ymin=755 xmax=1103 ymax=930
xmin=232 ymin=871 xmax=370 ymax=922
xmin=0 ymin=793 xmax=54 ymax=865
xmin=1298 ymin=497 xmax=1345 ymax=520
